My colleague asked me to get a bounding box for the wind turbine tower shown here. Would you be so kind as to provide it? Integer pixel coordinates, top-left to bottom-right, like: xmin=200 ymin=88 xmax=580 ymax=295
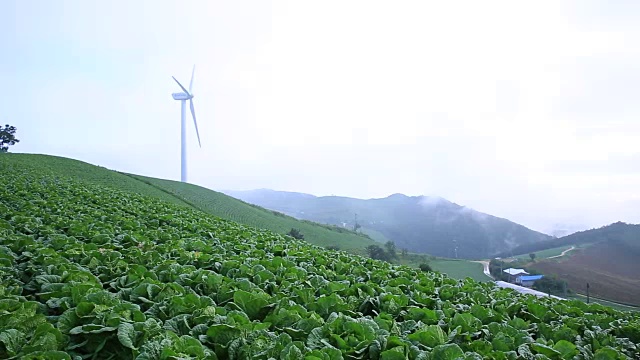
xmin=171 ymin=65 xmax=201 ymax=183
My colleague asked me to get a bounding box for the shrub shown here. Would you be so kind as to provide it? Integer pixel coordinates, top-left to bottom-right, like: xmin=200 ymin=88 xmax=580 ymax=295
xmin=287 ymin=228 xmax=304 ymax=240
xmin=419 ymin=262 xmax=433 ymax=272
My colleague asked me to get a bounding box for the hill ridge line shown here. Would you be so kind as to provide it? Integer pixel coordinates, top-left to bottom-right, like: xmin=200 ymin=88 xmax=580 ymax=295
xmin=121 ymin=172 xmax=375 ymax=243
xmin=120 ymin=172 xmax=203 ymax=212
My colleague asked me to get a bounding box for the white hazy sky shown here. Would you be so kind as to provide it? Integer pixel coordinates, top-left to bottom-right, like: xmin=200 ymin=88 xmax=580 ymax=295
xmin=2 ymin=0 xmax=639 ymax=233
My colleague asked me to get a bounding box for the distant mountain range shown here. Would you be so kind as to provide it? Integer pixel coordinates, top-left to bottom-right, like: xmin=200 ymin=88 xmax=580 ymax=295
xmin=223 ymin=189 xmax=552 ymax=259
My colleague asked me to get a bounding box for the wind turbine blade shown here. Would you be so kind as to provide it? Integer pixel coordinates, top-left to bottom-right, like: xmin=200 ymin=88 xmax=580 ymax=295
xmin=189 ymin=65 xmax=195 ymax=94
xmin=172 ymin=76 xmax=190 ymax=96
xmin=190 ymin=99 xmax=201 ymax=147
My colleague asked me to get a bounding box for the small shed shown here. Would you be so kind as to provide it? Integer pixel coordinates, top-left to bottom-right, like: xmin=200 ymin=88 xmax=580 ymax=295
xmin=517 ymin=275 xmax=544 ymax=288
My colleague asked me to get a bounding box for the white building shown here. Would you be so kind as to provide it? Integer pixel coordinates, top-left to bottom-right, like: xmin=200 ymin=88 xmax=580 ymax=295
xmin=503 ymin=268 xmax=529 ymax=283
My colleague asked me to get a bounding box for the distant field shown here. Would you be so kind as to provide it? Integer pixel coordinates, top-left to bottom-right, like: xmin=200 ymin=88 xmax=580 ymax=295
xmin=397 ymin=255 xmax=490 ymax=282
xmin=512 ymin=245 xmax=574 ymax=260
xmin=430 ymin=259 xmax=491 ymax=282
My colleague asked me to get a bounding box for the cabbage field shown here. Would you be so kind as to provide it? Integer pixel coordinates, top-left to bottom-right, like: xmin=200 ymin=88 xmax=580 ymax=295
xmin=1 ymin=161 xmax=639 ymax=359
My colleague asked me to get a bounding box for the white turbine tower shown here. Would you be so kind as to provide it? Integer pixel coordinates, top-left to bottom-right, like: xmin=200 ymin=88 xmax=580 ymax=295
xmin=171 ymin=65 xmax=201 ymax=183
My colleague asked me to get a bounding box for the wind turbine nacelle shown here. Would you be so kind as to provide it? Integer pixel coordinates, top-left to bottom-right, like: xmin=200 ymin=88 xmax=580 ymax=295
xmin=172 ymin=92 xmax=191 ymax=100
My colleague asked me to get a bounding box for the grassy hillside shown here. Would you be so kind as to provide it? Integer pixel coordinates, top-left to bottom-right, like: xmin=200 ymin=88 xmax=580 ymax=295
xmin=0 ymin=154 xmax=377 ymax=254
xmin=359 ymin=227 xmax=393 ymax=243
xmin=2 ymin=155 xmax=640 ymax=358
xmin=126 ymin=174 xmax=377 ymax=253
xmin=225 ymin=189 xmax=552 ymax=259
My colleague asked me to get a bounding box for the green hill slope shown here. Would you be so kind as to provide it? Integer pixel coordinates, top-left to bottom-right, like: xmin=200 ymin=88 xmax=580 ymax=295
xmin=225 ymin=189 xmax=552 ymax=259
xmin=126 ymin=173 xmax=377 ymax=253
xmin=2 ymin=153 xmax=639 ymax=358
xmin=1 ymin=154 xmax=376 ymax=253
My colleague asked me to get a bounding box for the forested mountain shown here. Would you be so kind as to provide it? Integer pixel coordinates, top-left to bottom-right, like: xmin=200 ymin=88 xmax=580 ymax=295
xmin=224 ymin=189 xmax=551 ymax=259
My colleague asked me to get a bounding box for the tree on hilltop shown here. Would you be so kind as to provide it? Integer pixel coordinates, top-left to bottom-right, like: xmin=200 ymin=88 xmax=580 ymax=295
xmin=384 ymin=241 xmax=397 ymax=259
xmin=366 ymin=244 xmax=390 ymax=261
xmin=419 ymin=262 xmax=433 ymax=272
xmin=0 ymin=124 xmax=19 ymax=152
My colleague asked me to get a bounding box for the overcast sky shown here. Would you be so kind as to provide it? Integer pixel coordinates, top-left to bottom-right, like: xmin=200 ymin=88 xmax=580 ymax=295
xmin=2 ymin=0 xmax=639 ymax=234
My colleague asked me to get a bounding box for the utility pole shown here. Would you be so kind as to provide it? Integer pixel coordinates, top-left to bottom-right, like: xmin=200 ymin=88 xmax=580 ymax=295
xmin=586 ymin=282 xmax=590 ymax=304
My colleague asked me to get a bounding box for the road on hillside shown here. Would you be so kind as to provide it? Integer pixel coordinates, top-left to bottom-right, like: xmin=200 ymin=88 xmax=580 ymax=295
xmin=473 ymin=260 xmax=493 ymax=279
xmin=495 ymin=281 xmax=564 ymax=300
xmin=547 ymin=245 xmax=576 ymax=259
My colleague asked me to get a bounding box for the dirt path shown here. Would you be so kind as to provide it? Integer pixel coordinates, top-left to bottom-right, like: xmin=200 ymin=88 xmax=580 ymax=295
xmin=547 ymin=246 xmax=575 ymax=259
xmin=473 ymin=260 xmax=493 ymax=279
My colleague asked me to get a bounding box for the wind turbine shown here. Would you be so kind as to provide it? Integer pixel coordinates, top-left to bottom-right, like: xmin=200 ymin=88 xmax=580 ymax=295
xmin=171 ymin=65 xmax=201 ymax=183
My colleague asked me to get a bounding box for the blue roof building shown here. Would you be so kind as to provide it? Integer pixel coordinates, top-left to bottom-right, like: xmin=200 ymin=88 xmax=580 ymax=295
xmin=517 ymin=275 xmax=544 ymax=287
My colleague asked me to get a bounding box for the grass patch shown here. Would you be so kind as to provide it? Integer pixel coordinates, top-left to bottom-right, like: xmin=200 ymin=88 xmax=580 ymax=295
xmin=397 ymin=254 xmax=491 ymax=282
xmin=429 ymin=259 xmax=491 ymax=282
xmin=566 ymin=294 xmax=639 ymax=313
xmin=512 ymin=245 xmax=573 ymax=260
xmin=359 ymin=227 xmax=392 ymax=243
